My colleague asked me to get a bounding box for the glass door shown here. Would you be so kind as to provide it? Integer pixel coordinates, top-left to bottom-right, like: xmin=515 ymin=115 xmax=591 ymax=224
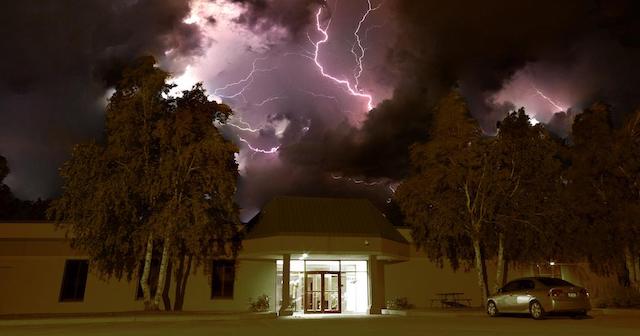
xmin=305 ymin=273 xmax=323 ymax=313
xmin=323 ymin=272 xmax=341 ymax=313
xmin=304 ymin=271 xmax=341 ymax=313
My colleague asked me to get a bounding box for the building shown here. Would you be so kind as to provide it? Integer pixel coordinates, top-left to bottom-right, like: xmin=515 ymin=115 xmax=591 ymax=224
xmin=0 ymin=196 xmax=615 ymax=315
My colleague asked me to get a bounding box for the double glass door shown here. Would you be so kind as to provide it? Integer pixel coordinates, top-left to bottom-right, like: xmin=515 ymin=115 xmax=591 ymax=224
xmin=305 ymin=271 xmax=341 ymax=313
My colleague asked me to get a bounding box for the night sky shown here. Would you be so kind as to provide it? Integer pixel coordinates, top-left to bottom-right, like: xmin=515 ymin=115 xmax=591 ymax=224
xmin=2 ymin=0 xmax=639 ymax=220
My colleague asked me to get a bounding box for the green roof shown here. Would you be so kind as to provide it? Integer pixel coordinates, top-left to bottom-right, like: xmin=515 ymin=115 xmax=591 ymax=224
xmin=246 ymin=196 xmax=408 ymax=244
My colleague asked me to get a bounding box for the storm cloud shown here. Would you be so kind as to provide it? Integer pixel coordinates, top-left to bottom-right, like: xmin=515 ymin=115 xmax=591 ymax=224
xmin=0 ymin=0 xmax=204 ymax=199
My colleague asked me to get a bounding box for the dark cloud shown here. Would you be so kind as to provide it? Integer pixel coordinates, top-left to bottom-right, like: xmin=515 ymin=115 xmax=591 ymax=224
xmin=387 ymin=0 xmax=640 ymax=132
xmin=231 ymin=0 xmax=324 ymax=39
xmin=0 ymin=0 xmax=204 ymax=199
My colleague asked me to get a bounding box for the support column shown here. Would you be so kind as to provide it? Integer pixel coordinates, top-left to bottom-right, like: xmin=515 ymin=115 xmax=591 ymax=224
xmin=368 ymin=254 xmax=384 ymax=314
xmin=279 ymin=254 xmax=292 ymax=316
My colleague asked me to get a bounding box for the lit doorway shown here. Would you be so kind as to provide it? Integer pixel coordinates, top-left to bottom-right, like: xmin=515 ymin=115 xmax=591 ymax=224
xmin=305 ymin=271 xmax=341 ymax=313
xmin=276 ymin=259 xmax=368 ymax=314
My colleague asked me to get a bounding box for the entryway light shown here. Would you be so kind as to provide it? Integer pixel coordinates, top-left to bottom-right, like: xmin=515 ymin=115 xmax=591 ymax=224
xmin=299 ymin=253 xmax=309 ymax=260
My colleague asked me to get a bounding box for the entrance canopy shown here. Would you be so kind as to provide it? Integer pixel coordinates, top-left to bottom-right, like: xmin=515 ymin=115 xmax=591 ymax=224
xmin=240 ymin=197 xmax=409 ymax=261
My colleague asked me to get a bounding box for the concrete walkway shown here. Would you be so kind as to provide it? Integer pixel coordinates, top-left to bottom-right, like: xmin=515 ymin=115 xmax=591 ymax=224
xmin=0 ymin=311 xmax=275 ymax=327
xmin=2 ymin=308 xmax=639 ymax=327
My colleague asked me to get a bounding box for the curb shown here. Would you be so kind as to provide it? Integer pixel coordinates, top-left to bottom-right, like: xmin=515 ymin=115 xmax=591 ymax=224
xmin=0 ymin=312 xmax=277 ymax=327
xmin=381 ymin=308 xmax=484 ymax=317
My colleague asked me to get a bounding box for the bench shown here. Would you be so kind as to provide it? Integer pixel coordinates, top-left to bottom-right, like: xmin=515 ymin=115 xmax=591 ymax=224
xmin=432 ymin=293 xmax=472 ymax=308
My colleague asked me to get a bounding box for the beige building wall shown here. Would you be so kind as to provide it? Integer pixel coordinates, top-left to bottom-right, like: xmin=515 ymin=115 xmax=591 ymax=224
xmin=383 ymin=228 xmax=619 ymax=308
xmin=0 ymin=223 xmax=277 ymax=315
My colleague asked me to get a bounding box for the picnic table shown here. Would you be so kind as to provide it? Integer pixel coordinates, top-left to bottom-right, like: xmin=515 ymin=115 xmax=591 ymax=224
xmin=431 ymin=292 xmax=472 ymax=308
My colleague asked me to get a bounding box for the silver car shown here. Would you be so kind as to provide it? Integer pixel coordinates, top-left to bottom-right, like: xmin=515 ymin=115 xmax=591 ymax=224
xmin=486 ymin=277 xmax=591 ymax=319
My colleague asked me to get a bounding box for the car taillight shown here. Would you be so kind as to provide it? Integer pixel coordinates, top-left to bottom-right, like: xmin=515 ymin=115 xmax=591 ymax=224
xmin=580 ymin=288 xmax=589 ymax=297
xmin=549 ymin=288 xmax=563 ymax=297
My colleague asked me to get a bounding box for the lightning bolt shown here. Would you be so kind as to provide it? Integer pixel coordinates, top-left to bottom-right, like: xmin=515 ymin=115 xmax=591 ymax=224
xmin=351 ymin=0 xmax=381 ymax=91
xmin=311 ymin=4 xmax=375 ymax=111
xmin=533 ymin=87 xmax=567 ymax=112
xmin=213 ymin=58 xmax=276 ymax=99
xmin=226 ymin=116 xmax=263 ymax=133
xmin=254 ymin=96 xmax=287 ymax=107
xmin=299 ymin=89 xmax=340 ymax=104
xmin=238 ymin=136 xmax=280 ymax=154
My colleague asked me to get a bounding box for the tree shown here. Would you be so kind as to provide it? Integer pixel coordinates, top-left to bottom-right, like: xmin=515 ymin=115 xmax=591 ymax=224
xmin=0 ymin=155 xmax=50 ymax=220
xmin=0 ymin=155 xmax=12 ymax=219
xmin=568 ymin=103 xmax=640 ymax=289
xmin=491 ymin=109 xmax=564 ymax=291
xmin=152 ymin=84 xmax=240 ymax=310
xmin=396 ymin=91 xmax=495 ymax=303
xmin=49 ymin=56 xmax=241 ymax=310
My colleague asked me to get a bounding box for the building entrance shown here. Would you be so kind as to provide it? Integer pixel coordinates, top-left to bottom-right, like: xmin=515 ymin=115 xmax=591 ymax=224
xmin=276 ymin=259 xmax=369 ymax=314
xmin=304 ymin=271 xmax=341 ymax=313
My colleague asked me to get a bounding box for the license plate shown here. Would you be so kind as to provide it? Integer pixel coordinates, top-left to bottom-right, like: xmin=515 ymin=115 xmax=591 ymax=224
xmin=568 ymin=292 xmax=577 ymax=298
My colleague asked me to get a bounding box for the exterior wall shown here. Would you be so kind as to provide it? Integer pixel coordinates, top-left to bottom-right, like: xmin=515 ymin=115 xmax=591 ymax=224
xmin=0 ymin=223 xmax=277 ymax=315
xmin=384 ymin=228 xmax=619 ymax=308
xmin=0 ymin=256 xmax=140 ymax=314
xmin=0 ymin=254 xmax=275 ymax=315
xmin=0 ymin=223 xmax=622 ymax=314
xmin=180 ymin=259 xmax=276 ymax=312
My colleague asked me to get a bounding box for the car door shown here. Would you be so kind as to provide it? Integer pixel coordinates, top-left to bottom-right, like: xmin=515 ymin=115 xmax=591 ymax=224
xmin=512 ymin=280 xmax=535 ymax=313
xmin=497 ymin=281 xmax=520 ymax=312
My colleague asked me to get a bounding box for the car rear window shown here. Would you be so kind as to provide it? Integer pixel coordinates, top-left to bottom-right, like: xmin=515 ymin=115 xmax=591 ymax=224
xmin=537 ymin=277 xmax=574 ymax=287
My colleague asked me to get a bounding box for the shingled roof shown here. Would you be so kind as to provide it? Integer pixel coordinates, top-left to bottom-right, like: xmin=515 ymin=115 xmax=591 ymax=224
xmin=246 ymin=196 xmax=408 ymax=244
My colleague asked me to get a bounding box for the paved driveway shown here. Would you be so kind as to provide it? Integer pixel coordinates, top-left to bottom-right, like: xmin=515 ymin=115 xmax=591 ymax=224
xmin=2 ymin=313 xmax=640 ymax=336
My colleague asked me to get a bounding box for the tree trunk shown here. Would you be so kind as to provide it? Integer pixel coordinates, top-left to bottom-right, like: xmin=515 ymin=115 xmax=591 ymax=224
xmin=140 ymin=233 xmax=154 ymax=310
xmin=624 ymin=246 xmax=638 ymax=288
xmin=472 ymin=238 xmax=489 ymax=305
xmin=174 ymin=254 xmax=192 ymax=311
xmin=634 ymin=255 xmax=640 ymax=289
xmin=494 ymin=232 xmax=506 ymax=293
xmin=162 ymin=261 xmax=172 ymax=311
xmin=153 ymin=234 xmax=171 ymax=310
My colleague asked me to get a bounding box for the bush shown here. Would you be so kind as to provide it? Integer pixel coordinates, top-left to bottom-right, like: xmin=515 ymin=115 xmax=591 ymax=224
xmin=249 ymin=294 xmax=270 ymax=312
xmin=386 ymin=297 xmax=413 ymax=310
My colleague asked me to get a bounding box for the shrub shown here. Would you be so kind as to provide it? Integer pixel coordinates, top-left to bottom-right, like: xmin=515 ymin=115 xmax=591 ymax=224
xmin=249 ymin=294 xmax=270 ymax=312
xmin=386 ymin=297 xmax=413 ymax=310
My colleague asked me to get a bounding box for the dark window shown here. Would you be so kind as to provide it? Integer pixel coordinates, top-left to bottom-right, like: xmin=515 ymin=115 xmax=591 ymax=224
xmin=136 ymin=259 xmax=160 ymax=300
xmin=537 ymin=277 xmax=574 ymax=287
xmin=211 ymin=260 xmax=235 ymax=299
xmin=501 ymin=281 xmax=519 ymax=293
xmin=59 ymin=260 xmax=89 ymax=302
xmin=519 ymin=280 xmax=535 ymax=290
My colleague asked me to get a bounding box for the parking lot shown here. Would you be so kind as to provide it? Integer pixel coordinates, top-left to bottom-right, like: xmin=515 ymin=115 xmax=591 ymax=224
xmin=2 ymin=312 xmax=640 ymax=336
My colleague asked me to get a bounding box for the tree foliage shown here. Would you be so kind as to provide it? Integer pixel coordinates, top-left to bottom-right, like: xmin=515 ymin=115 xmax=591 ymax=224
xmin=49 ymin=56 xmax=240 ymax=310
xmin=0 ymin=155 xmax=50 ymax=220
xmin=567 ymin=103 xmax=640 ymax=288
xmin=396 ymin=92 xmax=568 ymax=301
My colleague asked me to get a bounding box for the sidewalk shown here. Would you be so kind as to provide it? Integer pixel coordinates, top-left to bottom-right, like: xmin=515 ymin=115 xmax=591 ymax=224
xmin=381 ymin=307 xmax=640 ymax=317
xmin=0 ymin=311 xmax=276 ymax=327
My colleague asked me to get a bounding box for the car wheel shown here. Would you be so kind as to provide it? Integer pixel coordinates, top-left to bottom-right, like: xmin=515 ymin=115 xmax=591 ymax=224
xmin=529 ymin=301 xmax=545 ymax=320
xmin=487 ymin=301 xmax=499 ymax=317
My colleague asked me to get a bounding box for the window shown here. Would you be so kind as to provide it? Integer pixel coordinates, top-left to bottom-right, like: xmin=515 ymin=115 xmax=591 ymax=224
xmin=518 ymin=280 xmax=535 ymax=290
xmin=537 ymin=277 xmax=574 ymax=287
xmin=211 ymin=260 xmax=235 ymax=299
xmin=501 ymin=281 xmax=519 ymax=293
xmin=59 ymin=260 xmax=89 ymax=302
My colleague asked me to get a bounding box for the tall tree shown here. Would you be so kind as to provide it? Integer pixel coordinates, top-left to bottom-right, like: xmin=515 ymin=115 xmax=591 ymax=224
xmin=153 ymin=84 xmax=240 ymax=310
xmin=567 ymin=103 xmax=640 ymax=289
xmin=491 ymin=109 xmax=564 ymax=291
xmin=396 ymin=91 xmax=495 ymax=302
xmin=50 ymin=57 xmax=241 ymax=310
xmin=0 ymin=155 xmax=12 ymax=219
